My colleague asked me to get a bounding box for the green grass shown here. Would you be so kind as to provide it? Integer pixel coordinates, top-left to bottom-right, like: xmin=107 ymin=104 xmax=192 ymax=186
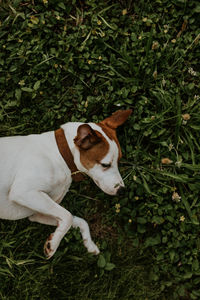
xmin=0 ymin=0 xmax=200 ymax=299
xmin=0 ymin=219 xmax=161 ymax=299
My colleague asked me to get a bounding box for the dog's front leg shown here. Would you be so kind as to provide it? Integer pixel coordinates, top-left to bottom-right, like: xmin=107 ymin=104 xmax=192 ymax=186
xmin=72 ymin=216 xmax=100 ymax=255
xmin=29 ymin=213 xmax=100 ymax=255
xmin=9 ymin=190 xmax=73 ymax=259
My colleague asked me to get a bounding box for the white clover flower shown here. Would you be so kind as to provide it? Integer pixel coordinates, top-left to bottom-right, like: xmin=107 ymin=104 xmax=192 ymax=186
xmin=188 ymin=67 xmax=197 ymax=76
xmin=172 ymin=192 xmax=181 ymax=202
xmin=194 ymin=95 xmax=200 ymax=100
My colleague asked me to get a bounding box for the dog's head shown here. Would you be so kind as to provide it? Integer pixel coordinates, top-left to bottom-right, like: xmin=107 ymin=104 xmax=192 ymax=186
xmin=73 ymin=110 xmax=132 ymax=196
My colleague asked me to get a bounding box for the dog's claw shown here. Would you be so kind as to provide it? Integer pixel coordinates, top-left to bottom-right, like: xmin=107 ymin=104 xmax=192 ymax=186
xmin=92 ymin=246 xmax=100 ymax=255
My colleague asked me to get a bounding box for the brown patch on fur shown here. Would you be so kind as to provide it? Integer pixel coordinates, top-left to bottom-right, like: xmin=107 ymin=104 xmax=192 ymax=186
xmin=78 ymin=130 xmax=110 ymax=170
xmin=97 ymin=123 xmax=122 ymax=160
xmin=74 ymin=124 xmax=101 ymax=150
xmin=97 ymin=110 xmax=132 ymax=160
xmin=75 ymin=110 xmax=132 ymax=169
xmin=100 ymin=109 xmax=132 ymax=129
xmin=48 ymin=233 xmax=54 ymax=241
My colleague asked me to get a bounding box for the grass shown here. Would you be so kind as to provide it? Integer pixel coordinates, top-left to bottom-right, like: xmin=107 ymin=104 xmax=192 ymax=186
xmin=0 ymin=0 xmax=200 ymax=299
xmin=0 ymin=220 xmax=161 ymax=299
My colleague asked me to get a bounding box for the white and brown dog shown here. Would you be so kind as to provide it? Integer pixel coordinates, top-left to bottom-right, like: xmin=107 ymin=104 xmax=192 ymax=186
xmin=0 ymin=109 xmax=132 ymax=258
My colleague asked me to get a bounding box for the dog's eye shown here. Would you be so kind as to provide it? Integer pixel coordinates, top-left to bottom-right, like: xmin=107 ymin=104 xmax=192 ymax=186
xmin=101 ymin=163 xmax=111 ymax=168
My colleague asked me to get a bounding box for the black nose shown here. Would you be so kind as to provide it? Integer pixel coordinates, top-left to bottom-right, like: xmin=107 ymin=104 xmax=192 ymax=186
xmin=117 ymin=186 xmax=126 ymax=196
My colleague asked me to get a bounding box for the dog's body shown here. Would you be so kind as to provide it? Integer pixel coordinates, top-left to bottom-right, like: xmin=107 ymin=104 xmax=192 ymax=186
xmin=0 ymin=110 xmax=132 ymax=258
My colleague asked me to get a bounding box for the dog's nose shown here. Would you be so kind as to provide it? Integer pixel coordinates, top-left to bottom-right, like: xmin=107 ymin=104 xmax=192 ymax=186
xmin=117 ymin=186 xmax=126 ymax=196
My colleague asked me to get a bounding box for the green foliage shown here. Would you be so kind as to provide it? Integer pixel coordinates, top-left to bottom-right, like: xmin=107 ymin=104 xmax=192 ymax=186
xmin=0 ymin=0 xmax=200 ymax=299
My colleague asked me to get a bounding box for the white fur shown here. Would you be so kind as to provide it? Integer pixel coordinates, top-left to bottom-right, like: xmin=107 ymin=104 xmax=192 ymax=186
xmin=0 ymin=122 xmax=124 ymax=258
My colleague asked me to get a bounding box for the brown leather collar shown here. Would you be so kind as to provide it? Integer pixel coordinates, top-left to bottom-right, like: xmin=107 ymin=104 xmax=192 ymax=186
xmin=54 ymin=128 xmax=85 ymax=182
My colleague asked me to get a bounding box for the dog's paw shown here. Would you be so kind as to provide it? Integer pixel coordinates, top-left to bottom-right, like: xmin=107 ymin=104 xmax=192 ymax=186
xmin=44 ymin=233 xmax=56 ymax=259
xmin=84 ymin=239 xmax=100 ymax=255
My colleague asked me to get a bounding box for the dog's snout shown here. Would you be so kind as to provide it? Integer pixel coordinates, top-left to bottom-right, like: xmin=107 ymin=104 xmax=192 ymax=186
xmin=117 ymin=186 xmax=126 ymax=196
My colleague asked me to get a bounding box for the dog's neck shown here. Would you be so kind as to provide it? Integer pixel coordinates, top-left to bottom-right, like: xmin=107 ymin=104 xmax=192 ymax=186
xmin=59 ymin=122 xmax=90 ymax=179
xmin=61 ymin=122 xmax=83 ymax=157
xmin=55 ymin=127 xmax=85 ymax=182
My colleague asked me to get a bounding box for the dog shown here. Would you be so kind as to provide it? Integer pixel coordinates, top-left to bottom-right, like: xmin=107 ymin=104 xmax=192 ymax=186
xmin=0 ymin=109 xmax=132 ymax=258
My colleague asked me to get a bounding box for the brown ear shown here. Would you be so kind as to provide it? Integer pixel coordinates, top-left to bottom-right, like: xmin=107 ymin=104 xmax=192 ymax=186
xmin=74 ymin=124 xmax=101 ymax=150
xmin=100 ymin=109 xmax=132 ymax=129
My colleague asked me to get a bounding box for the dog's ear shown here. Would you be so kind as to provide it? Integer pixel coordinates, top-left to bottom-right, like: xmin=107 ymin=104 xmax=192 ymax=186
xmin=74 ymin=124 xmax=101 ymax=150
xmin=100 ymin=109 xmax=132 ymax=129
